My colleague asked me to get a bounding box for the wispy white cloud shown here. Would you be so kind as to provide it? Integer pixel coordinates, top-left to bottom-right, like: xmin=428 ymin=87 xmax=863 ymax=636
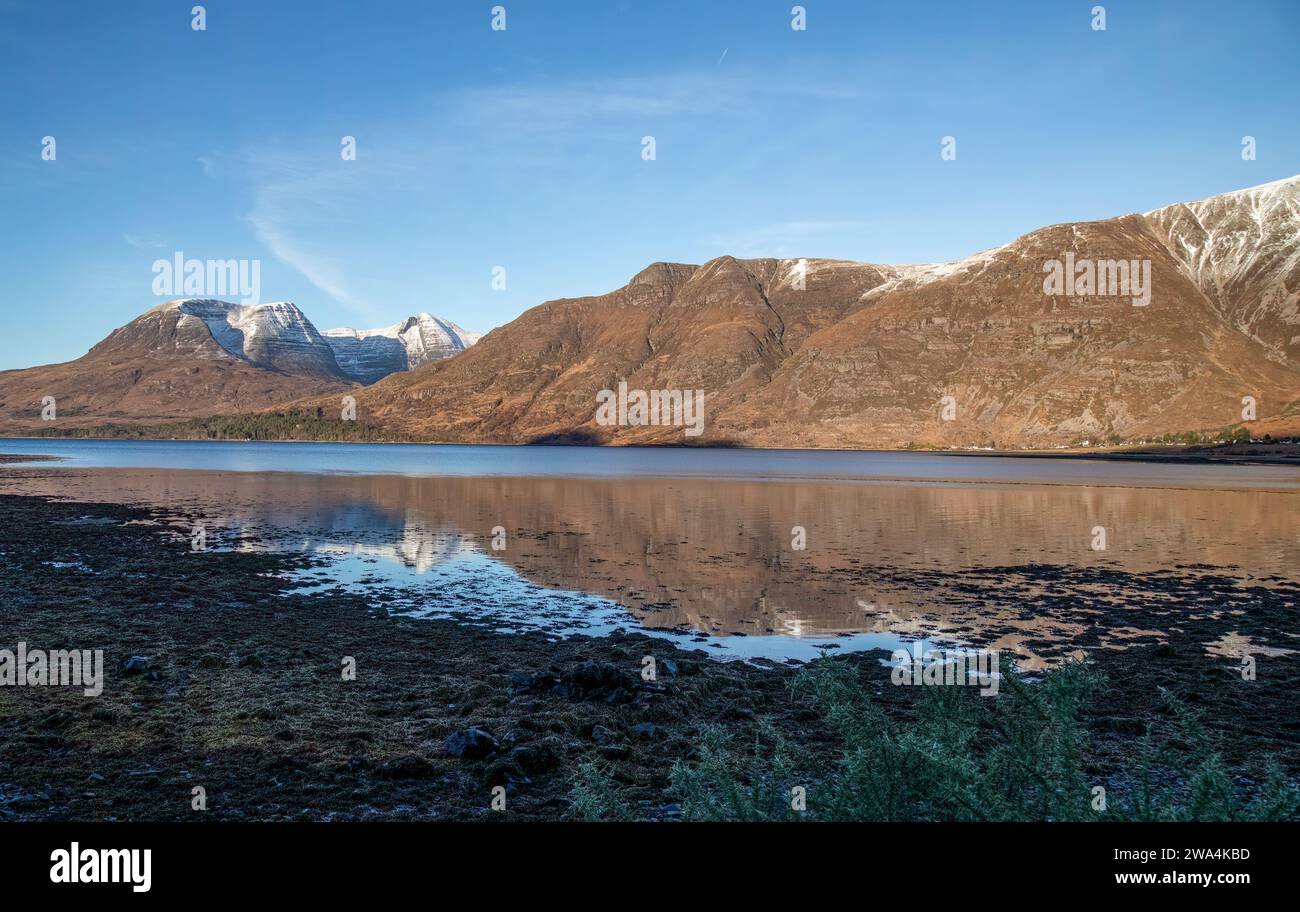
xmin=446 ymin=69 xmax=861 ymax=137
xmin=229 ymin=67 xmax=863 ymax=316
xmin=122 ymin=232 xmax=169 ymax=250
xmin=246 ymin=156 xmax=377 ymax=319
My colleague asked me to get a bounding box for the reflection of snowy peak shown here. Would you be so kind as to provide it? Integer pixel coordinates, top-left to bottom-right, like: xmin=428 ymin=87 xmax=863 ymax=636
xmin=316 ymin=524 xmax=479 ymax=573
xmin=323 ymin=312 xmax=481 ymax=384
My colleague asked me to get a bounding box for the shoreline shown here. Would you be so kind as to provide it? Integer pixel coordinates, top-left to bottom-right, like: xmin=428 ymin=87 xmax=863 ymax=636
xmin=4 ymin=458 xmax=1298 ymax=497
xmin=2 ymin=435 xmax=1297 ymax=467
xmin=1 ymin=486 xmax=1295 ymax=821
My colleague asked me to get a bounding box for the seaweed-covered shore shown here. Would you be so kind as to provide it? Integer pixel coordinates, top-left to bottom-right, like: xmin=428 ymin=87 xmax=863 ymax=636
xmin=0 ymin=486 xmax=1296 ymax=821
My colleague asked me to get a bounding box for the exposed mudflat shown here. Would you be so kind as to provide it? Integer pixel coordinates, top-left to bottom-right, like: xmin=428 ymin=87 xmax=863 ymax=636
xmin=0 ymin=485 xmax=1296 ymax=821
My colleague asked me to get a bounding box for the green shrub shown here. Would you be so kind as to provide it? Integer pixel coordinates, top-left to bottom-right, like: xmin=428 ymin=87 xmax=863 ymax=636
xmin=573 ymin=656 xmax=1300 ymax=822
xmin=568 ymin=759 xmax=635 ymax=822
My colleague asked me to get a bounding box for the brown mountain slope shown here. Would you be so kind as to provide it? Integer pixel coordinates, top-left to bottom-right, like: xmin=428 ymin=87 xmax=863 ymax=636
xmin=294 ymin=178 xmax=1300 ymax=448
xmin=1143 ymin=176 xmax=1300 ymax=367
xmin=5 ymin=178 xmax=1296 ymax=447
xmin=0 ymin=300 xmax=350 ymax=432
xmin=293 ymin=257 xmax=897 ymax=444
xmin=724 ymin=215 xmax=1300 ymax=448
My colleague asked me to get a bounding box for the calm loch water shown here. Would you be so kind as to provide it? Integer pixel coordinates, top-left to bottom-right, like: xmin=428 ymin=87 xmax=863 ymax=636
xmin=4 ymin=439 xmax=1298 ymax=664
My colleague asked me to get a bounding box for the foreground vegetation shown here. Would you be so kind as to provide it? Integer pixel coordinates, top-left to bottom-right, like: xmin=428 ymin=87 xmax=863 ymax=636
xmin=574 ymin=658 xmax=1300 ymax=822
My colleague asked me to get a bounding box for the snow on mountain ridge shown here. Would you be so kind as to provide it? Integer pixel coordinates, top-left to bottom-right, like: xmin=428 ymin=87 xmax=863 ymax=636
xmin=1142 ymin=174 xmax=1300 ymax=220
xmin=841 ymin=175 xmax=1300 ymax=334
xmin=168 ymin=299 xmax=346 ymax=379
xmin=143 ymin=299 xmax=480 ymax=383
xmin=323 ymin=312 xmax=480 ymax=384
xmin=1142 ymin=175 xmax=1300 ymax=365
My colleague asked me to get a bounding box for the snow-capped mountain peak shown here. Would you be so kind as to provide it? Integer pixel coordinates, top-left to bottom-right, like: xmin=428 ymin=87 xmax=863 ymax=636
xmin=167 ymin=299 xmax=346 ymax=378
xmin=1143 ymin=174 xmax=1300 ymax=365
xmin=323 ymin=312 xmax=480 ymax=384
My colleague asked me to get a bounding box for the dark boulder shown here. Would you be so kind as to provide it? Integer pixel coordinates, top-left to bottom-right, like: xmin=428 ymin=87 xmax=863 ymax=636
xmin=444 ymin=727 xmax=500 ymax=760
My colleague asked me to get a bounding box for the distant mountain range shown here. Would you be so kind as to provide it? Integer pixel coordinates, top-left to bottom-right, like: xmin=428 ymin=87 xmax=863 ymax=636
xmin=2 ymin=176 xmax=1297 ymax=447
xmin=294 ymin=175 xmax=1300 ymax=448
xmin=0 ymin=299 xmax=477 ymax=429
xmin=158 ymin=299 xmax=480 ymax=384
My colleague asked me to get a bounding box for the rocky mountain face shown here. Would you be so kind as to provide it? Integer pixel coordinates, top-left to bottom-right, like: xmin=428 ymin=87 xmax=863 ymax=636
xmin=323 ymin=313 xmax=481 ymax=384
xmin=3 ymin=177 xmax=1296 ymax=445
xmin=1143 ymin=176 xmax=1300 ymax=367
xmin=0 ymin=349 xmax=350 ymax=434
xmin=167 ymin=299 xmax=347 ymax=379
xmin=300 ymin=176 xmax=1300 ymax=448
xmin=0 ymin=298 xmax=353 ymax=430
xmin=77 ymin=298 xmax=349 ymax=381
xmin=0 ymin=299 xmax=482 ymax=431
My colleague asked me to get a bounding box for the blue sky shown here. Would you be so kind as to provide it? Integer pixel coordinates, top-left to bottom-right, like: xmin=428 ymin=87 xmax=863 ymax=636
xmin=1 ymin=0 xmax=1297 ymax=369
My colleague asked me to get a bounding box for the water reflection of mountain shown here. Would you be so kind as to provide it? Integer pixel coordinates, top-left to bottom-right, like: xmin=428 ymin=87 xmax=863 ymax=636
xmin=9 ymin=468 xmax=1298 ymax=647
xmin=218 ymin=497 xmax=481 ymax=573
xmin=313 ymin=520 xmax=480 ymax=573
